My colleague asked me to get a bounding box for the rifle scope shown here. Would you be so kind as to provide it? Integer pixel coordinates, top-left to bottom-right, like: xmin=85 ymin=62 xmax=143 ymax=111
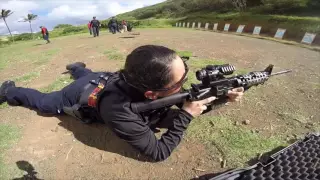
xmin=196 ymin=64 xmax=235 ymax=81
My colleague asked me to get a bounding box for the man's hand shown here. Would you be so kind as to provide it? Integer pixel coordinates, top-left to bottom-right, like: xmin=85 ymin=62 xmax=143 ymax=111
xmin=227 ymin=87 xmax=244 ymax=102
xmin=182 ymin=96 xmax=216 ymax=117
xmin=181 ymin=87 xmax=244 ymax=117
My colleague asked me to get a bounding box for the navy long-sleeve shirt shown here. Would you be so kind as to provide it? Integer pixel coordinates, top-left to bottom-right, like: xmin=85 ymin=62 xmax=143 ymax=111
xmin=97 ymin=74 xmax=194 ymax=161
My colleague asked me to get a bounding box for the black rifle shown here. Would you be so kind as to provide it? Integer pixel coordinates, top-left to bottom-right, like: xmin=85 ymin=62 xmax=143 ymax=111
xmin=131 ymin=63 xmax=292 ymax=113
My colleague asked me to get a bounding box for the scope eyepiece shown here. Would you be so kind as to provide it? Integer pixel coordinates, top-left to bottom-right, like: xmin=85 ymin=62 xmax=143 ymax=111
xmin=196 ymin=69 xmax=207 ymax=81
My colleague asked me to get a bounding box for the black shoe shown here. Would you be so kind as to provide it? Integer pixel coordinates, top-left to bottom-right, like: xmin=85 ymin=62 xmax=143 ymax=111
xmin=66 ymin=62 xmax=86 ymax=71
xmin=62 ymin=62 xmax=86 ymax=75
xmin=0 ymin=80 xmax=15 ymax=105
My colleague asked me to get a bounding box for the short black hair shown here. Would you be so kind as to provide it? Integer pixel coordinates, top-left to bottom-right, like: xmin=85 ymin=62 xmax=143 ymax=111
xmin=121 ymin=45 xmax=177 ymax=91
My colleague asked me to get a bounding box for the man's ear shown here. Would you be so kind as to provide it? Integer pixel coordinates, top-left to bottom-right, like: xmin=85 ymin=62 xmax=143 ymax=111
xmin=144 ymin=91 xmax=158 ymax=100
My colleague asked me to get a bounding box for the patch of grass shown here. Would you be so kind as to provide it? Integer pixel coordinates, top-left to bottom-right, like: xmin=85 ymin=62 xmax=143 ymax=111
xmin=39 ymin=75 xmax=73 ymax=93
xmin=234 ymin=69 xmax=249 ymax=75
xmin=183 ymin=70 xmax=200 ymax=89
xmin=0 ymin=45 xmax=60 ymax=71
xmin=308 ymin=81 xmax=320 ymax=90
xmin=175 ymin=50 xmax=193 ymax=58
xmin=0 ymin=43 xmax=33 ymax=71
xmin=0 ymin=124 xmax=21 ymax=179
xmin=32 ymin=48 xmax=61 ymax=66
xmin=186 ymin=115 xmax=287 ymax=168
xmin=104 ymin=49 xmax=125 ymax=61
xmin=0 ymin=60 xmax=6 ymax=71
xmin=0 ymin=103 xmax=8 ymax=109
xmin=14 ymin=71 xmax=40 ymax=83
xmin=188 ymin=58 xmax=226 ymax=70
xmin=276 ymin=111 xmax=309 ymax=124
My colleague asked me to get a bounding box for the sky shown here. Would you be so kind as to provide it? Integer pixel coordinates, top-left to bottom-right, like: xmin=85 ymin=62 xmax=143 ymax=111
xmin=0 ymin=0 xmax=165 ymax=35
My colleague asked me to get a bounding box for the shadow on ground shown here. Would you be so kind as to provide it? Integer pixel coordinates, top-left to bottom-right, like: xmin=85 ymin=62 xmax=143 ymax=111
xmin=12 ymin=160 xmax=43 ymax=180
xmin=37 ymin=113 xmax=155 ymax=163
xmin=119 ymin=36 xmax=135 ymax=39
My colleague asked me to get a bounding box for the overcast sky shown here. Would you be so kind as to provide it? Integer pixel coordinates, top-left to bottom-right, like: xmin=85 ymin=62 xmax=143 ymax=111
xmin=0 ymin=0 xmax=165 ymax=35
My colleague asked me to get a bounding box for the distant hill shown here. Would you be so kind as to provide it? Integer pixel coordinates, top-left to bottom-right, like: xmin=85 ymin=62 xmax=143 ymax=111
xmin=113 ymin=0 xmax=320 ymax=20
xmin=106 ymin=0 xmax=320 ymax=45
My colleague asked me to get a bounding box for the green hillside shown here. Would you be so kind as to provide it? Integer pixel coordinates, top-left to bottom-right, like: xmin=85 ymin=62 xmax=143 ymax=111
xmin=108 ymin=0 xmax=320 ymax=45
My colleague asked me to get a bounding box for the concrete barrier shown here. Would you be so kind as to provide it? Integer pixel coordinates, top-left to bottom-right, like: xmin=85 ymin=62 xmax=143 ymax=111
xmin=205 ymin=23 xmax=209 ymax=30
xmin=237 ymin=25 xmax=245 ymax=33
xmin=224 ymin=24 xmax=230 ymax=32
xmin=175 ymin=21 xmax=318 ymax=45
xmin=274 ymin=28 xmax=286 ymax=39
xmin=253 ymin=26 xmax=262 ymax=35
xmin=198 ymin=22 xmax=201 ymax=29
xmin=301 ymin=33 xmax=316 ymax=44
xmin=213 ymin=23 xmax=218 ymax=31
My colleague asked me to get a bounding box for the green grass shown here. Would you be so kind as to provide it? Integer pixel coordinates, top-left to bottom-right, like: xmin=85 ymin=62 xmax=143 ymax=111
xmin=175 ymin=50 xmax=193 ymax=57
xmin=186 ymin=115 xmax=287 ymax=168
xmin=0 ymin=124 xmax=21 ymax=179
xmin=0 ymin=103 xmax=8 ymax=109
xmin=14 ymin=71 xmax=40 ymax=83
xmin=39 ymin=75 xmax=73 ymax=93
xmin=0 ymin=42 xmax=34 ymax=70
xmin=188 ymin=58 xmax=225 ymax=69
xmin=276 ymin=111 xmax=309 ymax=124
xmin=104 ymin=49 xmax=125 ymax=61
xmin=0 ymin=44 xmax=60 ymax=71
xmin=31 ymin=48 xmax=61 ymax=66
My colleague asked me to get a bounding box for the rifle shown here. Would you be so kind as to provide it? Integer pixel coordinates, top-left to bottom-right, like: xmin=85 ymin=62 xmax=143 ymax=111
xmin=131 ymin=63 xmax=292 ymax=114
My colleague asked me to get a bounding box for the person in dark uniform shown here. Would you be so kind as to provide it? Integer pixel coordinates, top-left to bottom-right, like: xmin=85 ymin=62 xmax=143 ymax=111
xmin=0 ymin=45 xmax=244 ymax=162
xmin=90 ymin=16 xmax=100 ymax=37
xmin=108 ymin=16 xmax=118 ymax=34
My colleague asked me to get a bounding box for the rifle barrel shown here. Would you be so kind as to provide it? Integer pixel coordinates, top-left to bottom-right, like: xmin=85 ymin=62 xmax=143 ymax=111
xmin=270 ymin=70 xmax=292 ymax=76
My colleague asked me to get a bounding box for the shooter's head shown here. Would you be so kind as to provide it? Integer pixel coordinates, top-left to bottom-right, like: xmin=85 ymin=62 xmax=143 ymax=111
xmin=121 ymin=45 xmax=189 ymax=99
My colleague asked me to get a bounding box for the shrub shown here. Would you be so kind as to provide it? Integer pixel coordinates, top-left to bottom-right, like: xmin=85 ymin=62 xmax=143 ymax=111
xmin=9 ymin=33 xmax=39 ymax=41
xmin=61 ymin=26 xmax=86 ymax=34
xmin=54 ymin=24 xmax=73 ymax=29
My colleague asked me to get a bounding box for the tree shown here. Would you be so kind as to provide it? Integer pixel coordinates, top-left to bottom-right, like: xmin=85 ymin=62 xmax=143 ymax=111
xmin=19 ymin=14 xmax=38 ymax=39
xmin=231 ymin=0 xmax=247 ymax=12
xmin=0 ymin=9 xmax=14 ymax=42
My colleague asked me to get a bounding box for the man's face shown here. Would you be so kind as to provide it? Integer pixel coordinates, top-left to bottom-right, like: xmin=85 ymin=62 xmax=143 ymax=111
xmin=144 ymin=55 xmax=188 ymax=99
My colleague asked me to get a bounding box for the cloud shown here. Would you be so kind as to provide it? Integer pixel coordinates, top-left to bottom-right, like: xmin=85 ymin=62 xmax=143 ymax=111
xmin=0 ymin=0 xmax=165 ymax=35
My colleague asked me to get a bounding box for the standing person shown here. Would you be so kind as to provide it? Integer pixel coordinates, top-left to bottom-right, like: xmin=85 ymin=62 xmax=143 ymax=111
xmin=90 ymin=16 xmax=100 ymax=37
xmin=87 ymin=21 xmax=92 ymax=35
xmin=40 ymin=26 xmax=50 ymax=44
xmin=108 ymin=16 xmax=118 ymax=34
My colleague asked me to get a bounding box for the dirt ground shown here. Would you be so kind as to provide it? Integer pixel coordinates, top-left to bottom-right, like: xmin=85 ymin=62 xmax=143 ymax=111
xmin=0 ymin=28 xmax=319 ymax=180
